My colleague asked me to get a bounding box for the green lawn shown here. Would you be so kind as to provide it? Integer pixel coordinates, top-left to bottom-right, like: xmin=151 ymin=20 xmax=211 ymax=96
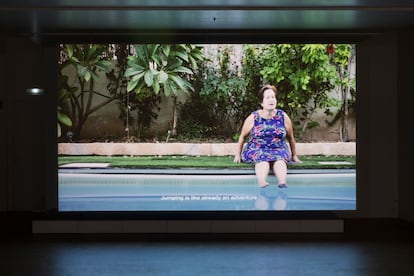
xmin=58 ymin=155 xmax=355 ymax=169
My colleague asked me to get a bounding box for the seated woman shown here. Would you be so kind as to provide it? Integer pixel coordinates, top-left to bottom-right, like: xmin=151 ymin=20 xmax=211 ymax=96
xmin=233 ymin=84 xmax=301 ymax=188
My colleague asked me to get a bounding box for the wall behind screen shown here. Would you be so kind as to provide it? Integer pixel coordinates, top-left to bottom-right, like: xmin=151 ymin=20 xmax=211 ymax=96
xmin=0 ymin=29 xmax=409 ymax=222
xmin=398 ymin=27 xmax=414 ymax=223
xmin=1 ymin=37 xmax=57 ymax=212
xmin=356 ymin=32 xmax=399 ymax=218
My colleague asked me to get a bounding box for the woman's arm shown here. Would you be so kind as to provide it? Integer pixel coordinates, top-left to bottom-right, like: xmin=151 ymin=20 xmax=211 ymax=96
xmin=233 ymin=114 xmax=254 ymax=163
xmin=284 ymin=112 xmax=302 ymax=163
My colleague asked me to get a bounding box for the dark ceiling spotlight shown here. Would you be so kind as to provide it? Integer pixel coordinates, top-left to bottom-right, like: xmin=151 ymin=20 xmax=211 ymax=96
xmin=31 ymin=33 xmax=42 ymax=44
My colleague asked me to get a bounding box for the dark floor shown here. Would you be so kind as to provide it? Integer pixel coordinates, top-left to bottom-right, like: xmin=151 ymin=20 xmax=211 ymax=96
xmin=1 ymin=233 xmax=414 ymax=276
xmin=1 ymin=217 xmax=414 ymax=275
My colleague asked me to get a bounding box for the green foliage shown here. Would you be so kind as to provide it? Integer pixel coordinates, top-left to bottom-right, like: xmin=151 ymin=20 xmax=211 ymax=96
xmin=56 ymin=75 xmax=73 ymax=137
xmin=57 ymin=43 xmax=355 ymax=143
xmin=57 ymin=108 xmax=72 ymax=138
xmin=65 ymin=44 xmax=112 ymax=82
xmin=178 ymin=46 xmax=249 ymax=139
xmin=258 ymin=44 xmax=353 ymax=138
xmin=239 ymin=45 xmax=264 ymax=127
xmin=124 ymin=44 xmax=203 ymax=96
xmin=105 ymin=44 xmax=161 ymax=140
xmin=117 ymin=89 xmax=161 ymax=139
xmin=176 ymin=63 xmax=220 ymax=139
xmin=326 ymin=44 xmax=356 ymax=141
xmin=58 ymin=44 xmax=112 ymax=139
xmin=125 ymin=44 xmax=205 ymax=137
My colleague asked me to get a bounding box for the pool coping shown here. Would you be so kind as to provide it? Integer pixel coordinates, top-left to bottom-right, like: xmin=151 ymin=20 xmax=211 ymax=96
xmin=58 ymin=168 xmax=356 ymax=175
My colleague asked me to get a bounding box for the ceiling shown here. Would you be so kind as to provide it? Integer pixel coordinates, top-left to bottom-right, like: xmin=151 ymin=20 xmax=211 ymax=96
xmin=1 ymin=0 xmax=414 ymax=43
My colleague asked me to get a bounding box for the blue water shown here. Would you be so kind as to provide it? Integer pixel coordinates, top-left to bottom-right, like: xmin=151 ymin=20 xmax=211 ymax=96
xmin=58 ymin=171 xmax=356 ymax=211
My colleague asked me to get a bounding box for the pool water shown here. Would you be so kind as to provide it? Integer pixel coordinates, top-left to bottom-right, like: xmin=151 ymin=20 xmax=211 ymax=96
xmin=58 ymin=171 xmax=356 ymax=211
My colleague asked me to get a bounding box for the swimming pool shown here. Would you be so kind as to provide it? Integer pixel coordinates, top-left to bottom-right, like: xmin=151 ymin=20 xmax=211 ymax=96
xmin=58 ymin=169 xmax=356 ymax=211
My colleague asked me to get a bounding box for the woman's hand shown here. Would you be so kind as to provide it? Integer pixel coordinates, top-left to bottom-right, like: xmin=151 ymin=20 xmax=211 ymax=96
xmin=291 ymin=155 xmax=302 ymax=163
xmin=233 ymin=154 xmax=242 ymax=163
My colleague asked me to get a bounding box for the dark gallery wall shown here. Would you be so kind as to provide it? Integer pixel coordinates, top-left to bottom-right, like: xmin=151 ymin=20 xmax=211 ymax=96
xmin=356 ymin=26 xmax=414 ymax=223
xmin=357 ymin=32 xmax=399 ymax=218
xmin=0 ymin=37 xmax=6 ymax=211
xmin=398 ymin=27 xmax=414 ymax=223
xmin=0 ymin=27 xmax=413 ymax=230
xmin=1 ymin=37 xmax=56 ymax=213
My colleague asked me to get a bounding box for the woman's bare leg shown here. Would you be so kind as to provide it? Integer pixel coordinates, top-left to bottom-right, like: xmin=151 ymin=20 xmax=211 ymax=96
xmin=273 ymin=160 xmax=288 ymax=187
xmin=255 ymin=161 xmax=270 ymax=187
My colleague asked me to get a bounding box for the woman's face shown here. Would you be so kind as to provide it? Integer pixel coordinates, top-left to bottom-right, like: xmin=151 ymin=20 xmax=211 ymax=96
xmin=261 ymin=89 xmax=277 ymax=110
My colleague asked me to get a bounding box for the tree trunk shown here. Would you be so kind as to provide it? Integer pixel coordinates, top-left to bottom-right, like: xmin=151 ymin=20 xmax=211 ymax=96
xmin=171 ymin=95 xmax=178 ymax=136
xmin=341 ymin=86 xmax=349 ymax=142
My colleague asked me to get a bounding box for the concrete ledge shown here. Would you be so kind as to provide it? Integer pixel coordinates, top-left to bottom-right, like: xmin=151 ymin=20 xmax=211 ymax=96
xmin=58 ymin=142 xmax=355 ymax=156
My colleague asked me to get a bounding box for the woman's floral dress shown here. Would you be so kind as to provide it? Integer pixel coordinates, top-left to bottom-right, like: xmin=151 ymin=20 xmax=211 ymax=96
xmin=242 ymin=109 xmax=291 ymax=164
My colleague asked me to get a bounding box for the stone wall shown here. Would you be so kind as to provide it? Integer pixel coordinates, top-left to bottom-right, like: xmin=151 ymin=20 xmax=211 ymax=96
xmin=58 ymin=142 xmax=356 ymax=156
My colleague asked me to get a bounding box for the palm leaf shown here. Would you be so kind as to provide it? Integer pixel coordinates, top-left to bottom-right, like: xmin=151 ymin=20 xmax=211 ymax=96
xmin=159 ymin=70 xmax=168 ymax=83
xmin=127 ymin=78 xmax=139 ymax=92
xmin=144 ymin=70 xmax=154 ymax=87
xmin=173 ymin=66 xmax=193 ymax=75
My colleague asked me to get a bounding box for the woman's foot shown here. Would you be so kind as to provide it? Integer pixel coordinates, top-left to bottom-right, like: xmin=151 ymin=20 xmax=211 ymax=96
xmin=278 ymin=183 xmax=288 ymax=188
xmin=259 ymin=182 xmax=269 ymax=188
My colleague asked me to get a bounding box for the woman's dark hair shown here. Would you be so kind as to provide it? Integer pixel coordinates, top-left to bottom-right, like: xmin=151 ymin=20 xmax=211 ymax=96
xmin=258 ymin=84 xmax=278 ymax=103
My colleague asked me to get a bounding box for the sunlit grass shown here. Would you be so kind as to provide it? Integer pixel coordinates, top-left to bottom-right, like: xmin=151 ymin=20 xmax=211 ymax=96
xmin=58 ymin=155 xmax=355 ymax=169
